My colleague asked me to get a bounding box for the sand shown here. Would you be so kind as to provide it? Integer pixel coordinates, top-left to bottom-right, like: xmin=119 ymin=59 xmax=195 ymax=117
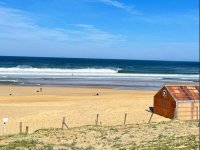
xmin=0 ymin=85 xmax=169 ymax=134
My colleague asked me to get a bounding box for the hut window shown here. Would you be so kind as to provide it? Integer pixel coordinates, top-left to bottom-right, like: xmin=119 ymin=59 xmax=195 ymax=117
xmin=162 ymin=90 xmax=167 ymax=97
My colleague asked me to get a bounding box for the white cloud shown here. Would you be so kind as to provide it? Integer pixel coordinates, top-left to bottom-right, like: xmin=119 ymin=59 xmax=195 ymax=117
xmin=97 ymin=0 xmax=138 ymax=14
xmin=0 ymin=6 xmax=125 ymax=44
xmin=73 ymin=24 xmax=126 ymax=41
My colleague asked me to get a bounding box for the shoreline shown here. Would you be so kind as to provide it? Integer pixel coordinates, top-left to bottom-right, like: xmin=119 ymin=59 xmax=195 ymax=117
xmin=0 ymin=82 xmax=198 ymax=92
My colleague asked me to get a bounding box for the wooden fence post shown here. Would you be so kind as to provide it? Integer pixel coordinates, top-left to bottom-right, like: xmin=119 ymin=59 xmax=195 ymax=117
xmin=95 ymin=114 xmax=99 ymax=125
xmin=148 ymin=113 xmax=154 ymax=124
xmin=124 ymin=113 xmax=127 ymax=125
xmin=25 ymin=126 xmax=29 ymax=134
xmin=62 ymin=117 xmax=69 ymax=129
xmin=3 ymin=123 xmax=6 ymax=135
xmin=19 ymin=122 xmax=22 ymax=134
xmin=62 ymin=117 xmax=65 ymax=129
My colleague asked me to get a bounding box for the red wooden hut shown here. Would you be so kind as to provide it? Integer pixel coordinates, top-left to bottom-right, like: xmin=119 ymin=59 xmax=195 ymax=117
xmin=154 ymin=85 xmax=199 ymax=120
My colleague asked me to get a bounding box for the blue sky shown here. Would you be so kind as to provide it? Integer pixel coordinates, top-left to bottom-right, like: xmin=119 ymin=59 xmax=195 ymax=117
xmin=0 ymin=0 xmax=199 ymax=61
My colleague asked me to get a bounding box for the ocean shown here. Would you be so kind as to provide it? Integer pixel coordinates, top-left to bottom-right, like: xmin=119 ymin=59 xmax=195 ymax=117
xmin=0 ymin=56 xmax=199 ymax=90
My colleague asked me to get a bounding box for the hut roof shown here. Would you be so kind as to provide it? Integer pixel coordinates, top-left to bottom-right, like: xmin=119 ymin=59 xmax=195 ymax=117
xmin=165 ymin=85 xmax=200 ymax=101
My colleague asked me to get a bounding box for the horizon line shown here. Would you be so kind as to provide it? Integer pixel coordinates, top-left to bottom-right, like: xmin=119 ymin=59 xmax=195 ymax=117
xmin=0 ymin=55 xmax=199 ymax=63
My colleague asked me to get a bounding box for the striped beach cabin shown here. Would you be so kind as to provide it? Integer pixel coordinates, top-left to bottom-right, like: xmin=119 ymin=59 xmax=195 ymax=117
xmin=154 ymin=85 xmax=200 ymax=120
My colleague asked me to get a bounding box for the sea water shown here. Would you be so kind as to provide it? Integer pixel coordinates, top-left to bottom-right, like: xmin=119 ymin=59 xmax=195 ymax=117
xmin=0 ymin=56 xmax=199 ymax=90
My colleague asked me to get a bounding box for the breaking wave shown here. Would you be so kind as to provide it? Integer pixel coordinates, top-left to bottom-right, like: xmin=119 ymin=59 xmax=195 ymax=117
xmin=0 ymin=67 xmax=198 ymax=81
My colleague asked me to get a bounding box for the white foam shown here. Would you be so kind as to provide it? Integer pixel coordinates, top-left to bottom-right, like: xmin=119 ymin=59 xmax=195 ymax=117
xmin=0 ymin=67 xmax=118 ymax=75
xmin=0 ymin=67 xmax=198 ymax=80
xmin=0 ymin=79 xmax=17 ymax=82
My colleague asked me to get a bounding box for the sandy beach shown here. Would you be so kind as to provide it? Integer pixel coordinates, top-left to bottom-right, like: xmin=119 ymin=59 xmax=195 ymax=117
xmin=0 ymin=85 xmax=170 ymax=135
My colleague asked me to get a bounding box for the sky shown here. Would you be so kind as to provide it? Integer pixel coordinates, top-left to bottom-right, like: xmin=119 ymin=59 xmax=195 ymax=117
xmin=0 ymin=0 xmax=199 ymax=61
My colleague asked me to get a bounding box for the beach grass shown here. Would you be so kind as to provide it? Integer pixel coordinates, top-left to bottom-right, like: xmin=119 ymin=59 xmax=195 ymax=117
xmin=0 ymin=120 xmax=199 ymax=150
